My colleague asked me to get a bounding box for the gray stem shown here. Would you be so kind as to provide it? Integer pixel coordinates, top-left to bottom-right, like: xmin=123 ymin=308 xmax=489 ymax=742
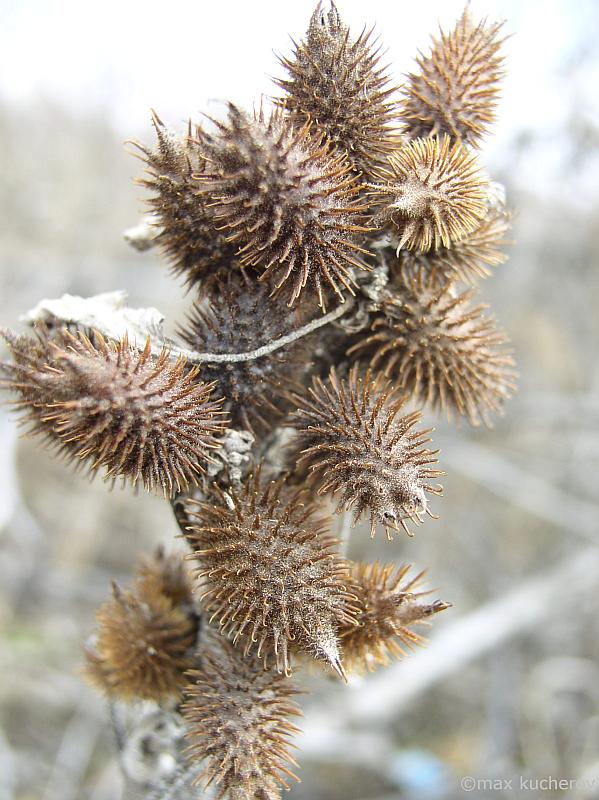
xmin=163 ymin=297 xmax=354 ymax=364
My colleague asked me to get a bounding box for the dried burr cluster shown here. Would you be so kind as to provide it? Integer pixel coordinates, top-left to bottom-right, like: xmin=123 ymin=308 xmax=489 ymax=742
xmin=1 ymin=3 xmax=516 ymax=798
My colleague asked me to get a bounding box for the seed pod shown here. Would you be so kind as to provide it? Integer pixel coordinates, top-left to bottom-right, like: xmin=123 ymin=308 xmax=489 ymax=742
xmin=84 ymin=570 xmax=198 ymax=703
xmin=348 ymin=268 xmax=517 ymax=425
xmin=396 ymin=206 xmax=511 ymax=285
xmin=289 ymin=365 xmax=443 ymax=538
xmin=368 ymin=135 xmax=487 ymax=252
xmin=178 ymin=271 xmax=309 ymax=435
xmin=135 ymin=112 xmax=239 ymax=290
xmin=136 ymin=545 xmax=196 ymax=610
xmin=341 ymin=562 xmax=450 ymax=673
xmin=275 ymin=1 xmax=399 ymax=177
xmin=400 ymin=8 xmax=506 ymax=147
xmin=185 ymin=471 xmax=359 ymax=678
xmin=182 ymin=638 xmax=302 ymax=800
xmin=197 ymin=104 xmax=370 ymax=311
xmin=0 ymin=327 xmax=227 ymax=494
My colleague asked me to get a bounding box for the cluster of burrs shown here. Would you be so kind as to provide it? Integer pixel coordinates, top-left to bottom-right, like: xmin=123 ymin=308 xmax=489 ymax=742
xmin=0 ymin=3 xmax=515 ymax=798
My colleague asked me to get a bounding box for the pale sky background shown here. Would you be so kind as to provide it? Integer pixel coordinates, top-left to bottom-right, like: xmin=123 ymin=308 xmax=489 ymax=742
xmin=0 ymin=0 xmax=598 ymax=203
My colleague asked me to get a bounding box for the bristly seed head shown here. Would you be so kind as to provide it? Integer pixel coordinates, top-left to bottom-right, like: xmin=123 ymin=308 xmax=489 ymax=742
xmin=134 ymin=111 xmax=240 ymax=291
xmin=185 ymin=470 xmax=359 ymax=678
xmin=274 ymin=0 xmax=400 ymax=177
xmin=400 ymin=7 xmax=506 ymax=147
xmin=178 ymin=270 xmax=310 ymax=435
xmin=348 ymin=267 xmax=517 ymax=426
xmin=396 ymin=205 xmax=511 ymax=285
xmin=341 ymin=562 xmax=450 ymax=674
xmin=182 ymin=637 xmax=303 ymax=800
xmin=195 ymin=104 xmax=371 ymax=312
xmin=289 ymin=365 xmax=443 ymax=539
xmin=136 ymin=545 xmax=196 ymax=610
xmin=84 ymin=552 xmax=199 ymax=703
xmin=0 ymin=327 xmax=227 ymax=494
xmin=368 ymin=135 xmax=487 ymax=252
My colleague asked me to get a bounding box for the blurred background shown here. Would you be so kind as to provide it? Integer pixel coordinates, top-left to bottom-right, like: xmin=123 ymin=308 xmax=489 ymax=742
xmin=1 ymin=0 xmax=598 ymax=797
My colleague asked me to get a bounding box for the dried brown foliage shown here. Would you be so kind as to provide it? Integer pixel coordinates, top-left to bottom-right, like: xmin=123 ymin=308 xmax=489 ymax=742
xmin=136 ymin=545 xmax=195 ymax=609
xmin=0 ymin=327 xmax=227 ymax=493
xmin=185 ymin=471 xmax=359 ymax=678
xmin=400 ymin=7 xmax=506 ymax=146
xmin=349 ymin=268 xmax=517 ymax=425
xmin=135 ymin=112 xmax=240 ymax=290
xmin=182 ymin=638 xmax=302 ymax=800
xmin=196 ymin=104 xmax=371 ymax=310
xmin=84 ymin=552 xmax=199 ymax=702
xmin=289 ymin=365 xmax=443 ymax=538
xmin=275 ymin=0 xmax=398 ymax=176
xmin=396 ymin=206 xmax=511 ymax=285
xmin=368 ymin=134 xmax=487 ymax=252
xmin=178 ymin=271 xmax=308 ymax=434
xmin=0 ymin=3 xmax=517 ymax=796
xmin=341 ymin=562 xmax=450 ymax=673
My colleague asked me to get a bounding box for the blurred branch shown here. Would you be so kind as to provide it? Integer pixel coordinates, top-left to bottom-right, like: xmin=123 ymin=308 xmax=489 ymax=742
xmin=109 ymin=701 xmax=127 ymax=762
xmin=147 ymin=762 xmax=210 ymax=800
xmin=0 ymin=410 xmax=18 ymax=532
xmin=0 ymin=728 xmax=16 ymax=800
xmin=299 ymin=727 xmax=393 ymax=768
xmin=41 ymin=694 xmax=102 ymax=800
xmin=439 ymin=437 xmax=599 ymax=544
xmin=338 ymin=510 xmax=353 ymax=557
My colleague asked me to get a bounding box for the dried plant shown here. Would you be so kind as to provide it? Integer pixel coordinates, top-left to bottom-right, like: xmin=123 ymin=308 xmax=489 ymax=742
xmin=1 ymin=3 xmax=516 ymax=797
xmin=341 ymin=562 xmax=450 ymax=673
xmin=396 ymin=205 xmax=511 ymax=284
xmin=184 ymin=471 xmax=359 ymax=679
xmin=289 ymin=365 xmax=443 ymax=538
xmin=348 ymin=267 xmax=517 ymax=426
xmin=368 ymin=134 xmax=487 ymax=252
xmin=399 ymin=7 xmax=505 ymax=147
xmin=183 ymin=637 xmax=302 ymax=800
xmin=195 ymin=104 xmax=371 ymax=311
xmin=134 ymin=112 xmax=239 ymax=291
xmin=84 ymin=552 xmax=199 ymax=703
xmin=178 ymin=271 xmax=308 ymax=434
xmin=136 ymin=545 xmax=196 ymax=609
xmin=0 ymin=327 xmax=226 ymax=493
xmin=274 ymin=0 xmax=398 ymax=176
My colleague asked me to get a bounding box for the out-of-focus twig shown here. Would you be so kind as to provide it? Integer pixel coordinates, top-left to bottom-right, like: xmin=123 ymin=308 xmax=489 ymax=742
xmin=41 ymin=694 xmax=102 ymax=800
xmin=439 ymin=437 xmax=599 ymax=544
xmin=0 ymin=728 xmax=16 ymax=800
xmin=147 ymin=761 xmax=209 ymax=800
xmin=0 ymin=409 xmax=18 ymax=532
xmin=109 ymin=701 xmax=127 ymax=762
